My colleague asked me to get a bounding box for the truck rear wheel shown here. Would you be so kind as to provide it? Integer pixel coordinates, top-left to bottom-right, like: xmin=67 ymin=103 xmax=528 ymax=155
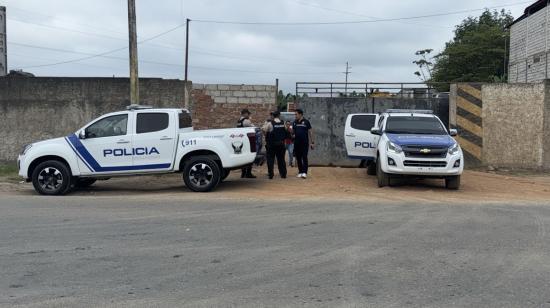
xmin=31 ymin=160 xmax=73 ymax=195
xmin=183 ymin=156 xmax=221 ymax=192
xmin=445 ymin=175 xmax=461 ymax=190
xmin=376 ymin=158 xmax=390 ymax=187
xmin=367 ymin=161 xmax=377 ymax=176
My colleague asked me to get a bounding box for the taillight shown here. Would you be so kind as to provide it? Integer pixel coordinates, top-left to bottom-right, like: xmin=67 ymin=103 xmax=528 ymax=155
xmin=247 ymin=132 xmax=257 ymax=153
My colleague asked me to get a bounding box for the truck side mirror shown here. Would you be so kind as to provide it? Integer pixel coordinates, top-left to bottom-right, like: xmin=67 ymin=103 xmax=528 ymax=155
xmin=371 ymin=127 xmax=382 ymax=136
xmin=78 ymin=130 xmax=86 ymax=139
xmin=449 ymin=129 xmax=458 ymax=137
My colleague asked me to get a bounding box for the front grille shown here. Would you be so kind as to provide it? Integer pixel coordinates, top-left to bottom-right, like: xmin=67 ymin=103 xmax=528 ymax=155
xmin=404 ymin=160 xmax=447 ymax=168
xmin=403 ymin=145 xmax=448 ymax=159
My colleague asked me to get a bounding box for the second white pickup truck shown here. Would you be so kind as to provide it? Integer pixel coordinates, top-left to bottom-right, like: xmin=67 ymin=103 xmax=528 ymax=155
xmin=18 ymin=105 xmax=260 ymax=195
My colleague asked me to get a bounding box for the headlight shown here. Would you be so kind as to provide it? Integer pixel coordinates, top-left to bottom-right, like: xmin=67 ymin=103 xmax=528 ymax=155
xmin=20 ymin=144 xmax=33 ymax=155
xmin=387 ymin=141 xmax=403 ymax=154
xmin=448 ymin=143 xmax=460 ymax=155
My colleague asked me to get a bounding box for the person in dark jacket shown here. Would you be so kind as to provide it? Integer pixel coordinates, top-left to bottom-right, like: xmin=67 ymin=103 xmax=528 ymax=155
xmin=262 ymin=110 xmax=288 ymax=179
xmin=293 ymin=109 xmax=314 ymax=179
xmin=237 ymin=109 xmax=256 ymax=178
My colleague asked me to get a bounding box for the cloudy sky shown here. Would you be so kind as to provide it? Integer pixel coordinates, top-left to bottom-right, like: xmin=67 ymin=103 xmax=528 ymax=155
xmin=3 ymin=0 xmax=528 ymax=92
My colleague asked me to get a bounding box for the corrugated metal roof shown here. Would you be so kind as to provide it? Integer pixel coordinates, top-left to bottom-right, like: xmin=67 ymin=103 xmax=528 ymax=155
xmin=508 ymin=0 xmax=548 ymax=28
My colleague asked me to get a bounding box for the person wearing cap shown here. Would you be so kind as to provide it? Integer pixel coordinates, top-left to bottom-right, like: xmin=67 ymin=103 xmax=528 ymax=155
xmin=237 ymin=108 xmax=256 ymax=178
xmin=262 ymin=110 xmax=288 ymax=179
xmin=292 ymin=109 xmax=314 ymax=179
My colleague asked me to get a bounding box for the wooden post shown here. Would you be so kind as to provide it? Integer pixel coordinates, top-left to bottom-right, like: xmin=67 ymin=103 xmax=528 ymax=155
xmin=127 ymin=0 xmax=139 ymax=105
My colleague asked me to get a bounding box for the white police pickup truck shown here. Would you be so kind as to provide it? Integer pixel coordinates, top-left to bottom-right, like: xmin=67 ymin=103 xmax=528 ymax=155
xmin=345 ymin=110 xmax=463 ymax=189
xmin=18 ymin=105 xmax=260 ymax=195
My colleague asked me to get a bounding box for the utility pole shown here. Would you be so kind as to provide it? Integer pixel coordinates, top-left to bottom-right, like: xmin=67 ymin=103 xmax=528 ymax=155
xmin=184 ymin=18 xmax=190 ymax=83
xmin=127 ymin=0 xmax=139 ymax=105
xmin=343 ymin=62 xmax=352 ymax=96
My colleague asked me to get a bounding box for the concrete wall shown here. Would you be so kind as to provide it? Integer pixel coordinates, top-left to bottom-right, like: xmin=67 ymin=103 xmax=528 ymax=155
xmin=483 ymin=82 xmax=547 ymax=168
xmin=0 ymin=76 xmax=276 ymax=162
xmin=299 ymin=96 xmax=449 ymax=166
xmin=450 ymin=80 xmax=550 ymax=170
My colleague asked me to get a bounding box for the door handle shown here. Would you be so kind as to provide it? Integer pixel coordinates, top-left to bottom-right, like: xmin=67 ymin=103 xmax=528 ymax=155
xmin=346 ymin=134 xmax=356 ymax=137
xmin=117 ymin=140 xmax=130 ymax=144
xmin=160 ymin=136 xmax=173 ymax=140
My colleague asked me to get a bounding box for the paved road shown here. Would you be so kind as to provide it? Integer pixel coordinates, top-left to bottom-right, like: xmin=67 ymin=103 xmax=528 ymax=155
xmin=1 ymin=195 xmax=550 ymax=307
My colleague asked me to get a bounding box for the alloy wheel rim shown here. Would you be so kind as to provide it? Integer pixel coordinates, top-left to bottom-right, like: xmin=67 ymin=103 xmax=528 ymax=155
xmin=189 ymin=163 xmax=213 ymax=187
xmin=37 ymin=167 xmax=64 ymax=192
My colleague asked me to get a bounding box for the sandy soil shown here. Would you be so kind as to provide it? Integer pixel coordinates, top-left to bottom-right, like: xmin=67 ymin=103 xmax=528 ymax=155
xmin=2 ymin=166 xmax=550 ymax=204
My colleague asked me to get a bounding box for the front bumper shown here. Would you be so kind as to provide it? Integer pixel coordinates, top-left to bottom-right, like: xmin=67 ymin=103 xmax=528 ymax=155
xmin=383 ymin=152 xmax=463 ymax=177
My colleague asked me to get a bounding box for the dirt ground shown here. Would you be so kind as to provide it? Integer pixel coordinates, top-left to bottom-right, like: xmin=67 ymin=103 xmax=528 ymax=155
xmin=3 ymin=166 xmax=550 ymax=203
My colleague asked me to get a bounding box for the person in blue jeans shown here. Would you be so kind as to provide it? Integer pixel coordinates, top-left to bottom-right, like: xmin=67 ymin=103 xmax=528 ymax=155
xmin=292 ymin=109 xmax=314 ymax=179
xmin=284 ymin=121 xmax=294 ymax=167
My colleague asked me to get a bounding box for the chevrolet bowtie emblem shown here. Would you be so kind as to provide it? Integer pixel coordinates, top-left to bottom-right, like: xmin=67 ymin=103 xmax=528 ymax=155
xmin=420 ymin=148 xmax=431 ymax=154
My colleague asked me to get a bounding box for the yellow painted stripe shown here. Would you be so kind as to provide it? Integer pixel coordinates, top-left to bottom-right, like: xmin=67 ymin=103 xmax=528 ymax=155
xmin=457 ymin=96 xmax=482 ymax=117
xmin=456 ymin=136 xmax=482 ymax=159
xmin=459 ymin=84 xmax=482 ymax=100
xmin=457 ymin=116 xmax=483 ymax=138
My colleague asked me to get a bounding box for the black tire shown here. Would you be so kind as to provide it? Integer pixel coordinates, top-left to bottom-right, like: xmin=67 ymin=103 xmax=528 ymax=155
xmin=221 ymin=169 xmax=230 ymax=182
xmin=376 ymin=158 xmax=390 ymax=188
xmin=445 ymin=175 xmax=461 ymax=190
xmin=367 ymin=161 xmax=377 ymax=176
xmin=31 ymin=160 xmax=73 ymax=195
xmin=76 ymin=178 xmax=97 ymax=188
xmin=183 ymin=156 xmax=221 ymax=192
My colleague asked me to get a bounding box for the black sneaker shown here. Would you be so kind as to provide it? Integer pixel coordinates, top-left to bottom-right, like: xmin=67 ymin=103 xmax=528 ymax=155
xmin=268 ymin=175 xmax=274 ymax=180
xmin=245 ymin=174 xmax=257 ymax=179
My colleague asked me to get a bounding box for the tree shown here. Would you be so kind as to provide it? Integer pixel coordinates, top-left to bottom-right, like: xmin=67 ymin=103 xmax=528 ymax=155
xmin=277 ymin=90 xmax=297 ymax=111
xmin=413 ymin=49 xmax=434 ymax=82
xmin=419 ymin=9 xmax=513 ymax=90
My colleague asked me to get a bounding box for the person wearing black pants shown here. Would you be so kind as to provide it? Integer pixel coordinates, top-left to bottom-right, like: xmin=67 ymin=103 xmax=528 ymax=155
xmin=292 ymin=109 xmax=314 ymax=179
xmin=262 ymin=111 xmax=288 ymax=179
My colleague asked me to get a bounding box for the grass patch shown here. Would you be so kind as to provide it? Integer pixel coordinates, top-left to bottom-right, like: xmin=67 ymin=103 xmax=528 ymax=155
xmin=0 ymin=163 xmax=19 ymax=181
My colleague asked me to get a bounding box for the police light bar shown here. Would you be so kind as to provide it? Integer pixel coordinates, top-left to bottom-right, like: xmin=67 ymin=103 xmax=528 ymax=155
xmin=385 ymin=109 xmax=433 ymax=114
xmin=126 ymin=104 xmax=153 ymax=110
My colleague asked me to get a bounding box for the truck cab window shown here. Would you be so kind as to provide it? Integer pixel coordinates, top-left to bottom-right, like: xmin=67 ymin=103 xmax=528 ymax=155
xmin=351 ymin=115 xmax=377 ymax=131
xmin=136 ymin=113 xmax=169 ymax=134
xmin=179 ymin=112 xmax=192 ymax=128
xmin=85 ymin=114 xmax=128 ymax=138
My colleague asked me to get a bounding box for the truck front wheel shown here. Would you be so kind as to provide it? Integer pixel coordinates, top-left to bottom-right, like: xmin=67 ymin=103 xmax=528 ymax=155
xmin=31 ymin=160 xmax=73 ymax=195
xmin=183 ymin=156 xmax=221 ymax=192
xmin=445 ymin=175 xmax=461 ymax=190
xmin=376 ymin=158 xmax=390 ymax=187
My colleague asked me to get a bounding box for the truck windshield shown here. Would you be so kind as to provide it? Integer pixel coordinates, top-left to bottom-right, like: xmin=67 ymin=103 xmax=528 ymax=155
xmin=385 ymin=116 xmax=447 ymax=135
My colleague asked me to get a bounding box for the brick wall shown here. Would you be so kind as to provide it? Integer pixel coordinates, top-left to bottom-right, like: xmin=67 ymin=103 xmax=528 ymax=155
xmin=190 ymin=84 xmax=276 ymax=129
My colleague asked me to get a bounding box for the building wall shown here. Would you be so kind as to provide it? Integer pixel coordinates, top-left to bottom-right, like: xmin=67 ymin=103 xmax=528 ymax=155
xmin=509 ymin=5 xmax=550 ymax=82
xmin=0 ymin=76 xmax=276 ymax=162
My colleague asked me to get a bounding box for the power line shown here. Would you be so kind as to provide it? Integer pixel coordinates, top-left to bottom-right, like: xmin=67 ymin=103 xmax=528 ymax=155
xmin=11 ymin=41 xmax=338 ymax=75
xmin=191 ymin=1 xmax=532 ymax=25
xmin=17 ymin=23 xmax=187 ymax=69
xmin=288 ymin=0 xmax=452 ymax=29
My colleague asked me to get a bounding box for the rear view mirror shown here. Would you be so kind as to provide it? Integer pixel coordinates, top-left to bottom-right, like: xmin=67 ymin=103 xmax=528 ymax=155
xmin=371 ymin=127 xmax=382 ymax=136
xmin=78 ymin=130 xmax=86 ymax=139
xmin=449 ymin=129 xmax=458 ymax=137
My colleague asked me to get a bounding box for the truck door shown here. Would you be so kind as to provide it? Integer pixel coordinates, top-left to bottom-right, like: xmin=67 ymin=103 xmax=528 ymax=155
xmin=344 ymin=113 xmax=380 ymax=160
xmin=131 ymin=111 xmax=176 ymax=171
xmin=69 ymin=113 xmax=133 ymax=175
